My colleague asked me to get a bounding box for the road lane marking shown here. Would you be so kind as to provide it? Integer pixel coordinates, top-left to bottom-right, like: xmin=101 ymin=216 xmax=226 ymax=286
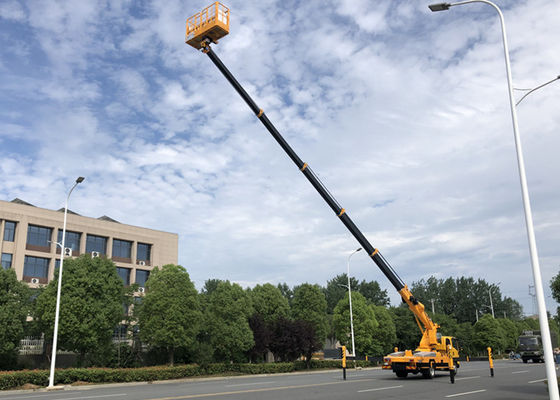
xmin=225 ymin=381 xmax=275 ymax=387
xmin=528 ymin=378 xmax=546 ymax=383
xmin=146 ymin=378 xmax=374 ymax=400
xmin=512 ymin=370 xmax=529 ymax=374
xmin=445 ymin=389 xmax=486 ymax=398
xmin=357 ymin=385 xmax=403 ymax=393
xmin=454 ymin=376 xmax=480 ymax=381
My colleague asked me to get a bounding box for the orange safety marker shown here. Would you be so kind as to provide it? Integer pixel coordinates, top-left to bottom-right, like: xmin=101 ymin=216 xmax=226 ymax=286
xmin=487 ymin=347 xmax=494 ymax=377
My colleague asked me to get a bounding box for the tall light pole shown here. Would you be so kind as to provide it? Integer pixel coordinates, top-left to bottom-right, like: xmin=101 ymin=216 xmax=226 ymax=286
xmin=428 ymin=2 xmax=559 ymax=398
xmin=346 ymin=248 xmax=361 ymax=358
xmin=48 ymin=176 xmax=85 ymax=389
xmin=488 ymin=282 xmax=500 ymax=318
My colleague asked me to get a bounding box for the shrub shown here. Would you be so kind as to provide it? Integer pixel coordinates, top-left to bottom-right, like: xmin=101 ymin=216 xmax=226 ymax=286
xmin=0 ymin=360 xmax=377 ymax=390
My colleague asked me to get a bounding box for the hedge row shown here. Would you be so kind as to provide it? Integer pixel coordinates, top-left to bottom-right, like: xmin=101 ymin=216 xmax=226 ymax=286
xmin=0 ymin=360 xmax=375 ymax=390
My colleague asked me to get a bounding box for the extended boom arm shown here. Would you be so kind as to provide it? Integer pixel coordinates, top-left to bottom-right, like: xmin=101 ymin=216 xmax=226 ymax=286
xmin=200 ymin=41 xmax=439 ymax=349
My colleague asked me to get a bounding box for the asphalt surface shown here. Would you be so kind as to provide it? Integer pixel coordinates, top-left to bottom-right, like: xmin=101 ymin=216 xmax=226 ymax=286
xmin=0 ymin=360 xmax=554 ymax=400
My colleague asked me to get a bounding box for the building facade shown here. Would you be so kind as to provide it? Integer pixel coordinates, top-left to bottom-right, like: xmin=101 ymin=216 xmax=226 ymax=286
xmin=0 ymin=198 xmax=178 ymax=289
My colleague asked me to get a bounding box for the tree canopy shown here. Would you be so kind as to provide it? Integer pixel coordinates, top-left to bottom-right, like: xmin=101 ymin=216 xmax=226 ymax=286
xmin=332 ymin=292 xmax=378 ymax=356
xmin=137 ymin=264 xmax=202 ymax=365
xmin=411 ymin=276 xmax=523 ymax=323
xmin=291 ymin=283 xmax=328 ymax=349
xmin=551 ymin=271 xmax=560 ymax=319
xmin=0 ymin=268 xmax=31 ymax=368
xmin=249 ymin=283 xmax=290 ymax=324
xmin=204 ymin=281 xmax=254 ymax=362
xmin=34 ymin=255 xmax=124 ymax=364
xmin=324 ymin=274 xmax=389 ymax=314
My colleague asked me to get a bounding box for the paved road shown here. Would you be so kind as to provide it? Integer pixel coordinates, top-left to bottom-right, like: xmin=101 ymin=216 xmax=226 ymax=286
xmin=0 ymin=360 xmax=552 ymax=400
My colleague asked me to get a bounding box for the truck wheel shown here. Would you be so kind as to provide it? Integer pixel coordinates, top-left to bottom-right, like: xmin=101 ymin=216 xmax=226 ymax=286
xmin=422 ymin=362 xmax=435 ymax=379
xmin=522 ymin=359 xmax=528 ymax=363
xmin=395 ymin=371 xmax=408 ymax=378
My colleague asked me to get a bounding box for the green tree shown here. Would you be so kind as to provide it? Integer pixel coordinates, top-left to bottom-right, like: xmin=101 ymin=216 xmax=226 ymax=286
xmin=332 ymin=292 xmax=378 ymax=356
xmin=291 ymin=284 xmax=328 ymax=353
xmin=455 ymin=322 xmax=475 ymax=357
xmin=473 ymin=314 xmax=505 ymax=354
xmin=0 ymin=268 xmax=31 ymax=369
xmin=429 ymin=312 xmax=459 ymax=337
xmin=551 ymin=271 xmax=560 ymax=319
xmin=277 ymin=283 xmax=294 ymax=304
xmin=202 ymin=278 xmax=224 ymax=296
xmin=522 ymin=317 xmax=540 ymax=331
xmin=369 ymin=305 xmax=397 ymax=356
xmin=137 ymin=264 xmax=201 ymax=365
xmin=205 ymin=281 xmax=254 ymax=362
xmin=388 ymin=306 xmax=422 ymax=351
xmin=247 ymin=284 xmax=289 ymax=362
xmin=249 ymin=283 xmax=290 ymax=324
xmin=551 ymin=271 xmax=560 ymax=304
xmin=496 ymin=318 xmax=519 ymax=352
xmin=357 ymin=280 xmax=390 ymax=307
xmin=323 ymin=274 xmax=359 ymax=314
xmin=35 ymin=255 xmax=124 ymax=364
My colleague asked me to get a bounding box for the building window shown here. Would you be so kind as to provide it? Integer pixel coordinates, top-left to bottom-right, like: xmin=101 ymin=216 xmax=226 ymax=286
xmin=137 ymin=242 xmax=151 ymax=262
xmin=55 ymin=259 xmax=60 ymax=269
xmin=1 ymin=253 xmax=12 ymax=269
xmin=113 ymin=324 xmax=128 ymax=340
xmin=86 ymin=234 xmax=107 ymax=255
xmin=57 ymin=230 xmax=81 ymax=252
xmin=26 ymin=225 xmax=52 ymax=249
xmin=113 ymin=239 xmax=132 ymax=259
xmin=3 ymin=221 xmax=16 ymax=242
xmin=136 ymin=269 xmax=150 ymax=286
xmin=23 ymin=256 xmax=49 ymax=278
xmin=116 ymin=267 xmax=130 ymax=286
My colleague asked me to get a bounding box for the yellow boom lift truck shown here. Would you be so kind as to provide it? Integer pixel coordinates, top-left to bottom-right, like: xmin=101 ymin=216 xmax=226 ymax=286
xmin=186 ymin=3 xmax=460 ymax=380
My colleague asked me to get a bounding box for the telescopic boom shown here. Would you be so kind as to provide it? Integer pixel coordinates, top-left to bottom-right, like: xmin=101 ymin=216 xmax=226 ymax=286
xmin=186 ymin=4 xmax=439 ymax=348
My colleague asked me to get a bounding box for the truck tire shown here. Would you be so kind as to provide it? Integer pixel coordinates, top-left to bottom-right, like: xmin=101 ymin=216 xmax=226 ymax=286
xmin=422 ymin=362 xmax=435 ymax=379
xmin=395 ymin=371 xmax=408 ymax=378
xmin=523 ymin=358 xmax=528 ymax=363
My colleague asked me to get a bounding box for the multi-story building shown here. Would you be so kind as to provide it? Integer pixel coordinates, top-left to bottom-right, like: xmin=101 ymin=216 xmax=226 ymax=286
xmin=0 ymin=198 xmax=178 ymax=289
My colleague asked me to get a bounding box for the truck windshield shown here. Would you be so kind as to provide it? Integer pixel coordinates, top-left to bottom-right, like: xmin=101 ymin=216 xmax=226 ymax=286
xmin=519 ymin=337 xmax=538 ymax=346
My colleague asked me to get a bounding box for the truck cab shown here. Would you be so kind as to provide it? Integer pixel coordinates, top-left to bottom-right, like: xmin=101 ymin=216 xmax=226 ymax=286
xmin=519 ymin=332 xmax=544 ymax=363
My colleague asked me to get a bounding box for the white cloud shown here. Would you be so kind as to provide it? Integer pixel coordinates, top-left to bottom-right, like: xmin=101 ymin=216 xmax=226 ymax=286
xmin=1 ymin=0 xmax=559 ymax=315
xmin=0 ymin=1 xmax=26 ymax=21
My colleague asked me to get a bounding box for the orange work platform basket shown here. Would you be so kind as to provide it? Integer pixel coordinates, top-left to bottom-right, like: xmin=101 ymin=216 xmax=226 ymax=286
xmin=185 ymin=2 xmax=230 ymax=49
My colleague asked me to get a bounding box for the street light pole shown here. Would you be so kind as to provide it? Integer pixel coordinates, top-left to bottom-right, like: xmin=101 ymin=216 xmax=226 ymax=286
xmin=346 ymin=248 xmax=361 ymax=358
xmin=48 ymin=177 xmax=85 ymax=389
xmin=428 ymin=2 xmax=559 ymax=398
xmin=488 ymin=282 xmax=500 ymax=318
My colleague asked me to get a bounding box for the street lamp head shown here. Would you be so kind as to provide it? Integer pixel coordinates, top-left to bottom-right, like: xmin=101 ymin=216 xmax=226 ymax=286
xmin=76 ymin=176 xmax=85 ymax=184
xmin=429 ymin=3 xmax=451 ymax=12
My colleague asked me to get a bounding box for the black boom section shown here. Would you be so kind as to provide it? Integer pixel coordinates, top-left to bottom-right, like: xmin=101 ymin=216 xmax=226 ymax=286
xmin=202 ymin=43 xmax=405 ymax=292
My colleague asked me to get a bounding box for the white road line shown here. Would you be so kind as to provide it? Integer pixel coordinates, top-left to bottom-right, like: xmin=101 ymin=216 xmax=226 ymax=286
xmin=528 ymin=378 xmax=547 ymax=384
xmin=225 ymin=381 xmax=276 ymax=387
xmin=357 ymin=385 xmax=403 ymax=393
xmin=454 ymin=376 xmax=480 ymax=381
xmin=445 ymin=389 xmax=487 ymax=398
xmin=512 ymin=370 xmax=529 ymax=374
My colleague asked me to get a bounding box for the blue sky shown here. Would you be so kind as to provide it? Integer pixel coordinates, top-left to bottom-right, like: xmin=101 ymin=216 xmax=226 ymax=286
xmin=1 ymin=0 xmax=559 ymax=315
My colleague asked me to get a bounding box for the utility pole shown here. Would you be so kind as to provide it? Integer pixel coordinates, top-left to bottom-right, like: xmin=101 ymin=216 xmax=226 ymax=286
xmin=430 ymin=299 xmax=435 ymax=314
